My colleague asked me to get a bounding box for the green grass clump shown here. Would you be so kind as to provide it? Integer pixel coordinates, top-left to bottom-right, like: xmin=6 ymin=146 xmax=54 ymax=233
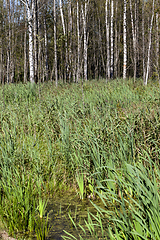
xmin=0 ymin=79 xmax=159 ymax=238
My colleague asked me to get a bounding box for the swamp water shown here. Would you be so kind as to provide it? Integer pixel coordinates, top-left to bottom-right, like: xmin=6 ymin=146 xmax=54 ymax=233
xmin=0 ymin=193 xmax=107 ymax=240
xmin=45 ymin=193 xmax=102 ymax=240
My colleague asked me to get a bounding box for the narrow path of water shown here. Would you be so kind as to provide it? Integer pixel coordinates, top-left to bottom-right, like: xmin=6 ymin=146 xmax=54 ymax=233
xmin=46 ymin=193 xmax=101 ymax=240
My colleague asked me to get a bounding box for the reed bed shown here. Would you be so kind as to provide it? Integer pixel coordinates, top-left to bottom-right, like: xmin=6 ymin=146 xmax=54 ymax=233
xmin=0 ymin=79 xmax=159 ymax=239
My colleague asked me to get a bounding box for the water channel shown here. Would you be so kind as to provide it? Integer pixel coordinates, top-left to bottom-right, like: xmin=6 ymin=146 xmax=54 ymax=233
xmin=45 ymin=193 xmax=102 ymax=240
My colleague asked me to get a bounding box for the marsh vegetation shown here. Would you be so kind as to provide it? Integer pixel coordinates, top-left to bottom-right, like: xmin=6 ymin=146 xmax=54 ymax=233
xmin=0 ymin=79 xmax=160 ymax=239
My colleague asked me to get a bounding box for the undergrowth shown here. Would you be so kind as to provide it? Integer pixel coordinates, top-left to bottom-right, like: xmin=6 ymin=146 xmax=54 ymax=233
xmin=0 ymin=79 xmax=159 ymax=239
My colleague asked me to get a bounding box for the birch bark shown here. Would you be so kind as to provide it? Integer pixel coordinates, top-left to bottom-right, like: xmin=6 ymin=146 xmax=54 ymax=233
xmin=81 ymin=1 xmax=88 ymax=81
xmin=145 ymin=0 xmax=155 ymax=85
xmin=6 ymin=0 xmax=11 ymax=83
xmin=156 ymin=13 xmax=159 ymax=83
xmin=53 ymin=0 xmax=58 ymax=86
xmin=114 ymin=1 xmax=118 ymax=78
xmin=142 ymin=0 xmax=145 ymax=83
xmin=110 ymin=0 xmax=114 ymax=78
xmin=22 ymin=0 xmax=34 ymax=83
xmin=10 ymin=0 xmax=15 ymax=83
xmin=68 ymin=0 xmax=72 ymax=82
xmin=44 ymin=13 xmax=48 ymax=81
xmin=123 ymin=0 xmax=127 ymax=79
xmin=33 ymin=0 xmax=38 ymax=83
xmin=24 ymin=6 xmax=27 ymax=83
xmin=105 ymin=0 xmax=110 ymax=81
xmin=77 ymin=0 xmax=80 ymax=82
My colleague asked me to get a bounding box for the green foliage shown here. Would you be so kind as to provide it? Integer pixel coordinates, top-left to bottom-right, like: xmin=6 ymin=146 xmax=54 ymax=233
xmin=0 ymin=79 xmax=159 ymax=239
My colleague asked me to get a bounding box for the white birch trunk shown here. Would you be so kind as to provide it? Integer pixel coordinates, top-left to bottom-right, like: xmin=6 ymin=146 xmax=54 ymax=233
xmin=77 ymin=0 xmax=80 ymax=83
xmin=26 ymin=0 xmax=34 ymax=83
xmin=44 ymin=14 xmax=48 ymax=81
xmin=105 ymin=0 xmax=110 ymax=81
xmin=142 ymin=0 xmax=145 ymax=83
xmin=123 ymin=0 xmax=127 ymax=79
xmin=145 ymin=0 xmax=155 ymax=85
xmin=114 ymin=1 xmax=118 ymax=78
xmin=10 ymin=0 xmax=15 ymax=83
xmin=68 ymin=0 xmax=72 ymax=82
xmin=33 ymin=0 xmax=38 ymax=83
xmin=6 ymin=0 xmax=11 ymax=83
xmin=24 ymin=6 xmax=27 ymax=83
xmin=53 ymin=0 xmax=58 ymax=86
xmin=156 ymin=13 xmax=159 ymax=83
xmin=110 ymin=0 xmax=114 ymax=78
xmin=81 ymin=1 xmax=88 ymax=81
xmin=38 ymin=11 xmax=41 ymax=82
xmin=59 ymin=0 xmax=65 ymax=36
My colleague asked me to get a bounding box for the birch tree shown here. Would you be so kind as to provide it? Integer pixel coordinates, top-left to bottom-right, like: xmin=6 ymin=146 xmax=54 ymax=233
xmin=123 ymin=0 xmax=127 ymax=79
xmin=145 ymin=0 xmax=155 ymax=85
xmin=2 ymin=0 xmax=159 ymax=84
xmin=33 ymin=0 xmax=38 ymax=83
xmin=114 ymin=1 xmax=118 ymax=78
xmin=110 ymin=0 xmax=114 ymax=78
xmin=6 ymin=0 xmax=11 ymax=83
xmin=105 ymin=0 xmax=110 ymax=81
xmin=24 ymin=5 xmax=27 ymax=83
xmin=44 ymin=11 xmax=48 ymax=81
xmin=76 ymin=0 xmax=80 ymax=82
xmin=53 ymin=0 xmax=58 ymax=86
xmin=142 ymin=0 xmax=145 ymax=83
xmin=156 ymin=12 xmax=159 ymax=83
xmin=68 ymin=0 xmax=72 ymax=82
xmin=81 ymin=0 xmax=89 ymax=81
xmin=20 ymin=0 xmax=34 ymax=83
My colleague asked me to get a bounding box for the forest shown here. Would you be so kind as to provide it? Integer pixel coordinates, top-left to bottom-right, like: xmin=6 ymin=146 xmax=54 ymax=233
xmin=0 ymin=0 xmax=159 ymax=85
xmin=0 ymin=0 xmax=160 ymax=240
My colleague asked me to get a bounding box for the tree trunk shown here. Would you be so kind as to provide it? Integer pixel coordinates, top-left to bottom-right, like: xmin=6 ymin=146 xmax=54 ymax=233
xmin=105 ymin=0 xmax=110 ymax=81
xmin=59 ymin=0 xmax=68 ymax=82
xmin=33 ymin=0 xmax=38 ymax=83
xmin=24 ymin=6 xmax=27 ymax=83
xmin=98 ymin=17 xmax=105 ymax=76
xmin=110 ymin=0 xmax=114 ymax=78
xmin=76 ymin=0 xmax=80 ymax=83
xmin=6 ymin=0 xmax=11 ymax=83
xmin=123 ymin=0 xmax=127 ymax=79
xmin=53 ymin=0 xmax=58 ymax=86
xmin=68 ymin=0 xmax=72 ymax=82
xmin=129 ymin=0 xmax=136 ymax=82
xmin=114 ymin=1 xmax=118 ymax=78
xmin=142 ymin=0 xmax=145 ymax=83
xmin=26 ymin=0 xmax=34 ymax=83
xmin=145 ymin=0 xmax=155 ymax=85
xmin=156 ymin=12 xmax=159 ymax=83
xmin=44 ymin=13 xmax=48 ymax=81
xmin=10 ymin=0 xmax=15 ymax=83
xmin=81 ymin=1 xmax=88 ymax=81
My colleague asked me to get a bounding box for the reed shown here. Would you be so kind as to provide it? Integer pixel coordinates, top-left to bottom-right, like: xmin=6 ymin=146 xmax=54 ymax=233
xmin=0 ymin=79 xmax=159 ymax=239
xmin=76 ymin=172 xmax=84 ymax=200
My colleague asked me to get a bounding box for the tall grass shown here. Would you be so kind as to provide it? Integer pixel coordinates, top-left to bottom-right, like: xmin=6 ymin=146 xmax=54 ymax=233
xmin=0 ymin=79 xmax=159 ymax=238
